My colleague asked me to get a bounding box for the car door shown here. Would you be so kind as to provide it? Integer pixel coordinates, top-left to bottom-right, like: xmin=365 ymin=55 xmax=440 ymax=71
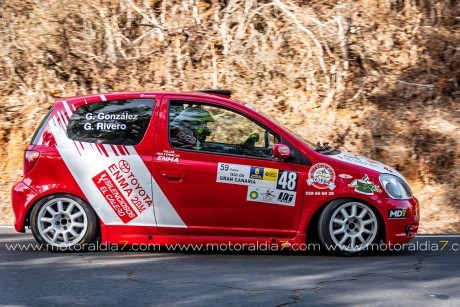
xmin=151 ymin=94 xmax=306 ymax=238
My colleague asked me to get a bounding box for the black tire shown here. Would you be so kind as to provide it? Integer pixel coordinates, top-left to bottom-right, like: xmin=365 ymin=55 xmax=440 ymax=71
xmin=318 ymin=199 xmax=382 ymax=256
xmin=30 ymin=194 xmax=98 ymax=252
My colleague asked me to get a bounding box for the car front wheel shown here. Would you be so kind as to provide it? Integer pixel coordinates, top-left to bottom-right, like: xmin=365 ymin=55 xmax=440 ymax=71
xmin=318 ymin=199 xmax=382 ymax=255
xmin=30 ymin=194 xmax=98 ymax=251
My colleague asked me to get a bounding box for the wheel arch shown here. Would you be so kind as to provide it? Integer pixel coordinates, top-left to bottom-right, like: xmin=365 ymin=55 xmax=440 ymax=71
xmin=24 ymin=192 xmax=101 ymax=237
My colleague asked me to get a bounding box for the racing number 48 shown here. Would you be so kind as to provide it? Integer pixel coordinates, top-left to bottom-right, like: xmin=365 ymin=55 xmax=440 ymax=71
xmin=277 ymin=171 xmax=297 ymax=191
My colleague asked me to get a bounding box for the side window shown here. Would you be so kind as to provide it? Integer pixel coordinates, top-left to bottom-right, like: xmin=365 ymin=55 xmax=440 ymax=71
xmin=67 ymin=99 xmax=155 ymax=145
xmin=169 ymin=100 xmax=279 ymax=158
xmin=31 ymin=108 xmax=53 ymax=145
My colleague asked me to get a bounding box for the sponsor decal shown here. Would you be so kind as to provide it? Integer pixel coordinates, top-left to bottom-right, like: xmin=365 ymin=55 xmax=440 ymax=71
xmin=279 ymin=146 xmax=290 ymax=155
xmin=328 ymin=151 xmax=409 ymax=187
xmin=261 ymin=190 xmax=276 ymax=201
xmin=338 ymin=174 xmax=353 ymax=179
xmin=329 ymin=152 xmax=384 ymax=170
xmin=173 ymin=125 xmax=197 ymax=146
xmin=383 ymin=166 xmax=394 ymax=173
xmin=388 ymin=209 xmax=407 ymax=219
xmin=92 ymin=160 xmax=154 ymax=223
xmin=278 ymin=192 xmax=295 ymax=204
xmin=156 ymin=150 xmax=180 ymax=163
xmin=249 ymin=190 xmax=259 ymax=200
xmin=348 ymin=174 xmax=382 ymax=195
xmin=307 ymin=163 xmax=336 ymax=190
xmin=119 ymin=159 xmax=131 ymax=173
xmin=92 ymin=171 xmax=138 ymax=223
xmin=217 ymin=163 xmax=258 ymax=185
xmin=217 ymin=163 xmax=298 ymax=191
xmin=247 ymin=187 xmax=296 ymax=206
xmin=250 ymin=166 xmax=264 ymax=180
xmin=263 ymin=168 xmax=279 ymax=182
xmin=341 ymin=153 xmax=381 ymax=168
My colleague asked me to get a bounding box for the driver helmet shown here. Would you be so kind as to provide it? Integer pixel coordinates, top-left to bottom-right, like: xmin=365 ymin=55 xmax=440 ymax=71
xmin=171 ymin=107 xmax=214 ymax=148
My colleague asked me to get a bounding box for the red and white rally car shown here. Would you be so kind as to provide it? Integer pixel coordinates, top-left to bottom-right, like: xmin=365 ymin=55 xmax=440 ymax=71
xmin=11 ymin=90 xmax=419 ymax=255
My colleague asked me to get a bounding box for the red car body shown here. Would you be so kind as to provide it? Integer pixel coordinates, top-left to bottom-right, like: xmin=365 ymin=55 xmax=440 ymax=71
xmin=11 ymin=91 xmax=419 ymax=252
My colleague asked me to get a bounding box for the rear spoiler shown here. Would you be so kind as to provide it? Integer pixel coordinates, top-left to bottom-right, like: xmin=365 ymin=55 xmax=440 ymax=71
xmin=197 ymin=89 xmax=232 ymax=98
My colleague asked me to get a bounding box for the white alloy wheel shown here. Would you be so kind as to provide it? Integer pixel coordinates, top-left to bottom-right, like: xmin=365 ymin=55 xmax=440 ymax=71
xmin=31 ymin=194 xmax=98 ymax=251
xmin=318 ymin=200 xmax=381 ymax=255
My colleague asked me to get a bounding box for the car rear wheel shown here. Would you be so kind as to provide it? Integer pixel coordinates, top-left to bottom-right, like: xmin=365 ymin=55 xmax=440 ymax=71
xmin=30 ymin=194 xmax=98 ymax=251
xmin=318 ymin=199 xmax=382 ymax=255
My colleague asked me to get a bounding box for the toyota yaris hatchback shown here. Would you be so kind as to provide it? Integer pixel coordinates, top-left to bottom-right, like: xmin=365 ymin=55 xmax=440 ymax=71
xmin=11 ymin=90 xmax=419 ymax=255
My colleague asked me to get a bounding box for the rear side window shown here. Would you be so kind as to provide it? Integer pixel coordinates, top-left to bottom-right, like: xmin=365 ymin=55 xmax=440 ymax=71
xmin=67 ymin=99 xmax=155 ymax=145
xmin=31 ymin=108 xmax=53 ymax=145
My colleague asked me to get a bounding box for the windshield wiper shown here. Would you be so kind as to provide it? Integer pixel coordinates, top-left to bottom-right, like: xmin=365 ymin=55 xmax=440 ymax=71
xmin=315 ymin=142 xmax=333 ymax=152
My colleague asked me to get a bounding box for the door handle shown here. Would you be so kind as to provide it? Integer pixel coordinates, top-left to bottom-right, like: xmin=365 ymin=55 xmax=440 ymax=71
xmin=160 ymin=170 xmax=186 ymax=181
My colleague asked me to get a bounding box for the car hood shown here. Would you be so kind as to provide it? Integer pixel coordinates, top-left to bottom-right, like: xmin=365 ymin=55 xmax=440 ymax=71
xmin=327 ymin=150 xmax=409 ymax=185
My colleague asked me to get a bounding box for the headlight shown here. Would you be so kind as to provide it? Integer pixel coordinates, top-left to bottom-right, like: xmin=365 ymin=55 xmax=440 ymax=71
xmin=379 ymin=174 xmax=413 ymax=200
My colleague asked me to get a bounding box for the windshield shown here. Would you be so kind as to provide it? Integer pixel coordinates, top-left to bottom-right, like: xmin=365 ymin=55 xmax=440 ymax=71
xmin=244 ymin=102 xmax=335 ymax=153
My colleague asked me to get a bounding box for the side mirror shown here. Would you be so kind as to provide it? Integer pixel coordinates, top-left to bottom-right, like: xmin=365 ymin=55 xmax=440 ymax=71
xmin=273 ymin=144 xmax=291 ymax=160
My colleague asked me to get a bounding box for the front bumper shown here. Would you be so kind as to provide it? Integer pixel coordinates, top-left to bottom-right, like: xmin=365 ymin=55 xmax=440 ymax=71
xmin=11 ymin=180 xmax=38 ymax=232
xmin=380 ymin=196 xmax=420 ymax=246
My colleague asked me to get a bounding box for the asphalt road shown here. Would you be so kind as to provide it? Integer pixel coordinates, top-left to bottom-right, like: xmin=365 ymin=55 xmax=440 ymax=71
xmin=0 ymin=227 xmax=459 ymax=306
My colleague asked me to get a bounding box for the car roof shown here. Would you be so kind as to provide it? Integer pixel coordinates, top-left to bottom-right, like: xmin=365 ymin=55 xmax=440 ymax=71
xmin=58 ymin=91 xmax=236 ymax=104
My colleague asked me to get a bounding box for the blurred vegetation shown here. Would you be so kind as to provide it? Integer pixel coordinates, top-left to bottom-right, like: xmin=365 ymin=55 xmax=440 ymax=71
xmin=0 ymin=0 xmax=458 ymax=232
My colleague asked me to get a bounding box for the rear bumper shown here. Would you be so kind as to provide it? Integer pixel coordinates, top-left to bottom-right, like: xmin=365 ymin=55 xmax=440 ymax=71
xmin=382 ymin=197 xmax=420 ymax=246
xmin=11 ymin=181 xmax=38 ymax=233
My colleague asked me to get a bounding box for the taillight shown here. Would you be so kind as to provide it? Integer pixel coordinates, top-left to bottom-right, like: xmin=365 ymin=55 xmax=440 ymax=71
xmin=24 ymin=150 xmax=40 ymax=175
